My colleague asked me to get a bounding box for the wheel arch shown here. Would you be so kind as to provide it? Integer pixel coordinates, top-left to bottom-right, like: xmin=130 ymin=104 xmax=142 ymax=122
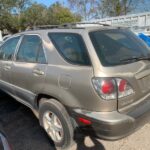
xmin=35 ymin=93 xmax=60 ymax=109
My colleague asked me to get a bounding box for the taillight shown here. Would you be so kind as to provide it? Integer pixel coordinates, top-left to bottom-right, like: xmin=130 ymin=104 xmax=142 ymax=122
xmin=92 ymin=78 xmax=117 ymax=100
xmin=117 ymin=79 xmax=134 ymax=98
xmin=92 ymin=77 xmax=134 ymax=100
xmin=101 ymin=80 xmax=114 ymax=94
xmin=118 ymin=79 xmax=127 ymax=92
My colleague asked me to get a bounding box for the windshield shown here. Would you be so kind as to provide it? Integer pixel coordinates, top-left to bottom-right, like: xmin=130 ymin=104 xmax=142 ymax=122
xmin=89 ymin=29 xmax=150 ymax=66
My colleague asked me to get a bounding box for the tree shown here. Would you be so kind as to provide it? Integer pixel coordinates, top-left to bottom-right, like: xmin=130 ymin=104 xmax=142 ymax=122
xmin=21 ymin=3 xmax=47 ymax=28
xmin=46 ymin=2 xmax=81 ymax=25
xmin=0 ymin=0 xmax=31 ymax=33
xmin=0 ymin=12 xmax=21 ymax=33
xmin=97 ymin=0 xmax=144 ymax=17
xmin=0 ymin=0 xmax=15 ymax=11
xmin=68 ymin=0 xmax=97 ymax=20
xmin=67 ymin=0 xmax=146 ymax=19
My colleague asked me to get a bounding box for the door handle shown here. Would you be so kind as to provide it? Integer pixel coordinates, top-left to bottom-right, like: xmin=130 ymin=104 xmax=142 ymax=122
xmin=3 ymin=65 xmax=11 ymax=70
xmin=33 ymin=69 xmax=44 ymax=76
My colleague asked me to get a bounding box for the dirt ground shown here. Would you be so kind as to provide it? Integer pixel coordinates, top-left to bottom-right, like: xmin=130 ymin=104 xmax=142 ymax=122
xmin=0 ymin=92 xmax=149 ymax=150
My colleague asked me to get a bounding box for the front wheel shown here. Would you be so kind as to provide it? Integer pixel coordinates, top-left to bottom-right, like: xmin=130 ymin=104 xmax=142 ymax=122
xmin=39 ymin=98 xmax=74 ymax=149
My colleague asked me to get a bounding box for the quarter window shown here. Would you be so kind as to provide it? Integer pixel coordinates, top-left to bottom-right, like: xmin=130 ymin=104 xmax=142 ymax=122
xmin=48 ymin=33 xmax=91 ymax=65
xmin=0 ymin=36 xmax=20 ymax=60
xmin=16 ymin=35 xmax=46 ymax=63
xmin=37 ymin=44 xmax=47 ymax=64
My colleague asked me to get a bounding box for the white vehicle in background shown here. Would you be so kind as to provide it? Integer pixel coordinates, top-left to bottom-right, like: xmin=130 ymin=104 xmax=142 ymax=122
xmin=0 ymin=34 xmax=12 ymax=46
xmin=2 ymin=35 xmax=11 ymax=41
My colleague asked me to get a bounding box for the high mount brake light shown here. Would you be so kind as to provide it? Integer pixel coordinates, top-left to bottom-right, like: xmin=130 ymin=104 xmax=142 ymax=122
xmin=92 ymin=78 xmax=134 ymax=100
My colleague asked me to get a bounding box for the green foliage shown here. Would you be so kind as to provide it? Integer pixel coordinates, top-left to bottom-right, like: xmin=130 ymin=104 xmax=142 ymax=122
xmin=21 ymin=3 xmax=47 ymax=27
xmin=47 ymin=2 xmax=81 ymax=25
xmin=1 ymin=0 xmax=145 ymax=33
xmin=0 ymin=1 xmax=81 ymax=33
xmin=0 ymin=0 xmax=31 ymax=33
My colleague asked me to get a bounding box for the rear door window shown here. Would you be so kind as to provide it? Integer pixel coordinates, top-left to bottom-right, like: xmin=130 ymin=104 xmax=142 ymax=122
xmin=16 ymin=35 xmax=46 ymax=64
xmin=48 ymin=33 xmax=91 ymax=66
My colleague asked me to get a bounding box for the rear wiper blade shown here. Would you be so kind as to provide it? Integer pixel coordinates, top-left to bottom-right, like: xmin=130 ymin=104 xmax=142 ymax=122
xmin=120 ymin=56 xmax=150 ymax=63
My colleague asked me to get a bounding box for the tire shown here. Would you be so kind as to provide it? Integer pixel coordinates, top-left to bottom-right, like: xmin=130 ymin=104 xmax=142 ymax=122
xmin=39 ymin=98 xmax=74 ymax=150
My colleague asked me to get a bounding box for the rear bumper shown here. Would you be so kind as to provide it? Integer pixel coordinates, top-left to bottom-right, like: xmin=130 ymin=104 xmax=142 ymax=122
xmin=72 ymin=100 xmax=150 ymax=140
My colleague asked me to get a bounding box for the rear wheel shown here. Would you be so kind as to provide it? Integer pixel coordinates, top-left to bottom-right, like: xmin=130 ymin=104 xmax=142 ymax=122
xmin=39 ymin=98 xmax=74 ymax=149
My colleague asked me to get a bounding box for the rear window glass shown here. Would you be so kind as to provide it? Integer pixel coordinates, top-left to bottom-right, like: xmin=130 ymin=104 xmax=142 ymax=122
xmin=48 ymin=33 xmax=91 ymax=66
xmin=89 ymin=29 xmax=150 ymax=66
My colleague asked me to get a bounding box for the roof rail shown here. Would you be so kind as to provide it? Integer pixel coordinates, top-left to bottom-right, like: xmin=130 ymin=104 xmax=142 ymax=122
xmin=25 ymin=22 xmax=110 ymax=31
xmin=25 ymin=25 xmax=60 ymax=30
xmin=60 ymin=22 xmax=110 ymax=28
xmin=74 ymin=22 xmax=110 ymax=26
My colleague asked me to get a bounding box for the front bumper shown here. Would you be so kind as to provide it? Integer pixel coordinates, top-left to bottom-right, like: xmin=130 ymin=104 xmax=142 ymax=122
xmin=72 ymin=100 xmax=150 ymax=140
